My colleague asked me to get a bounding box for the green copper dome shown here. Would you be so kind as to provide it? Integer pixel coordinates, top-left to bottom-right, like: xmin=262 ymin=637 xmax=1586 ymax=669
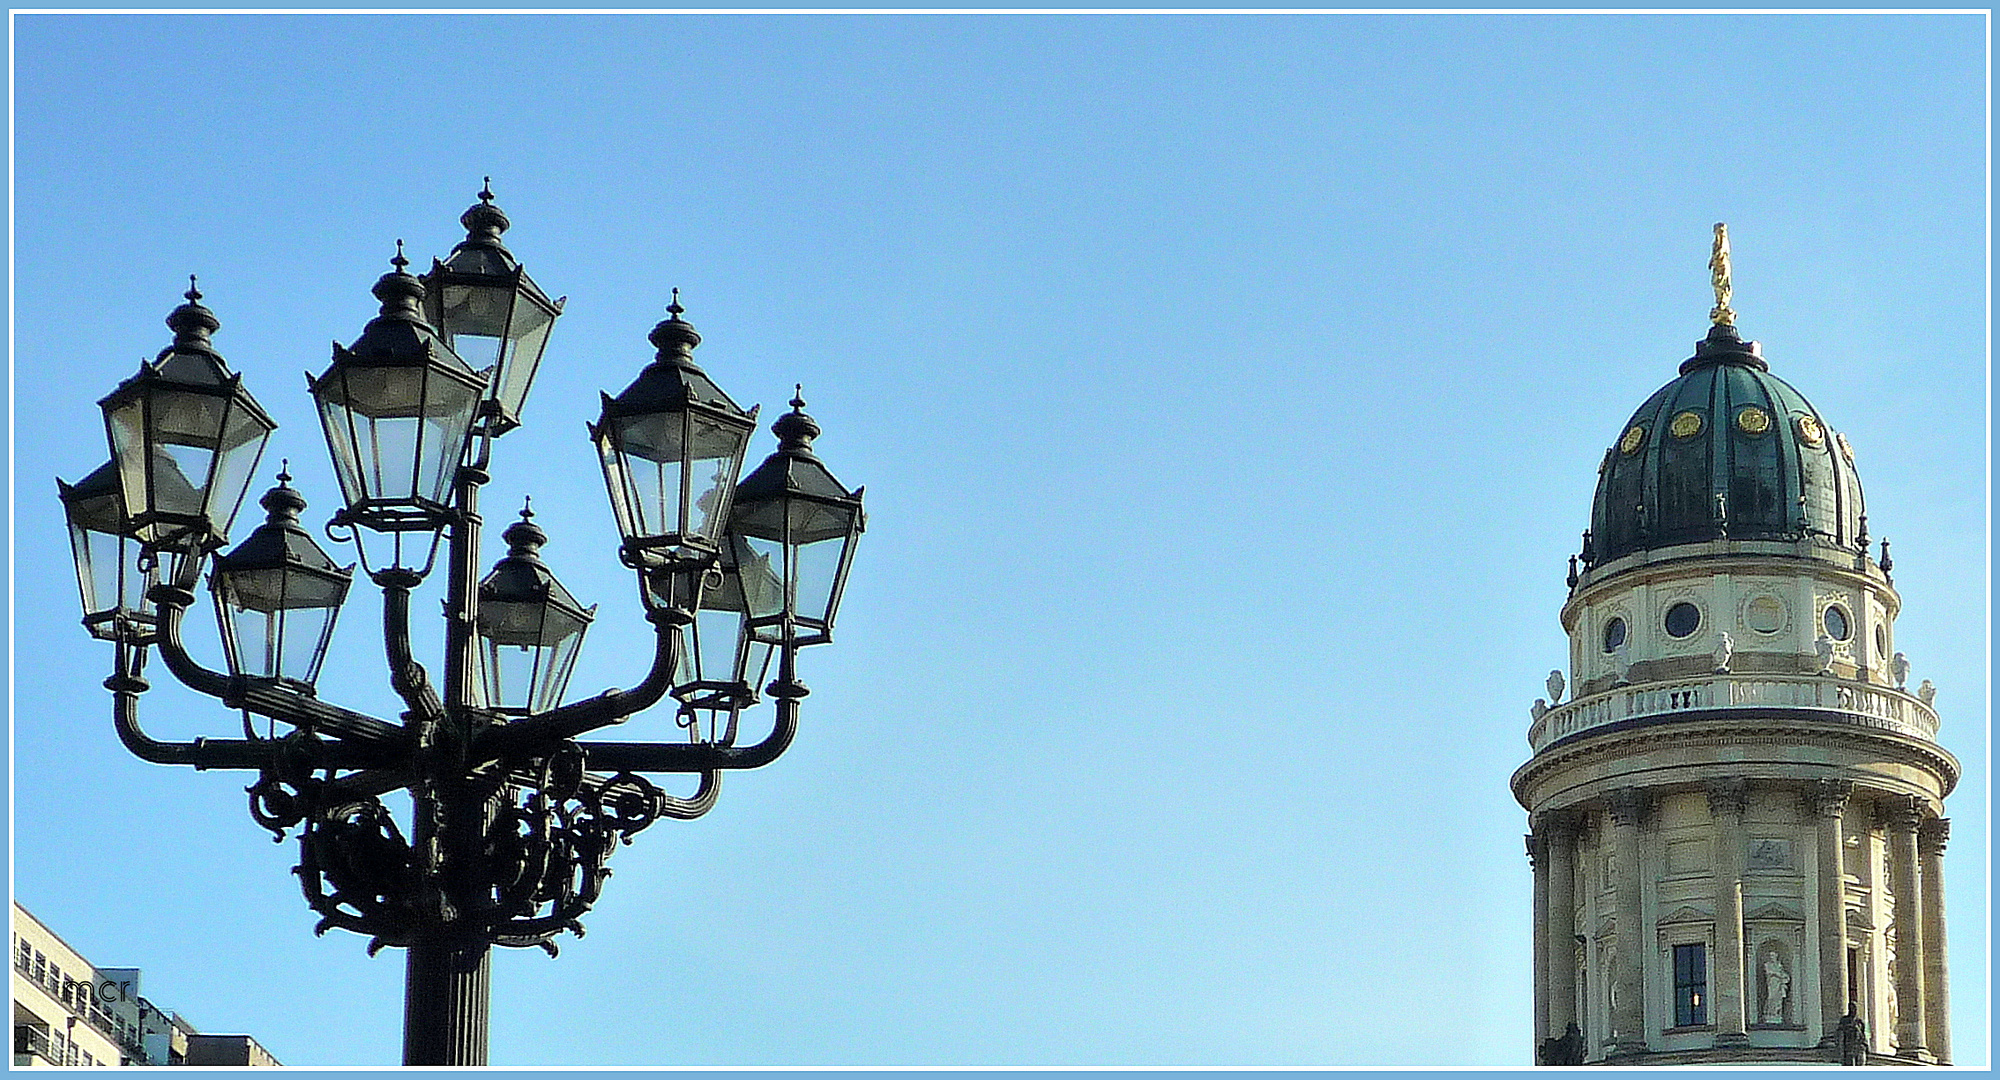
xmin=1587 ymin=323 xmax=1866 ymax=566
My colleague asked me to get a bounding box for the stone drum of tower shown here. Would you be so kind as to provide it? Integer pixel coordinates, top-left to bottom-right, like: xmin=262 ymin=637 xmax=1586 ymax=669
xmin=1511 ymin=229 xmax=1957 ymax=1067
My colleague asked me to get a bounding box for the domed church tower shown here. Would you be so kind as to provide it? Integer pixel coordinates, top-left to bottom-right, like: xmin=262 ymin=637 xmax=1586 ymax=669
xmin=1513 ymin=227 xmax=1958 ymax=1066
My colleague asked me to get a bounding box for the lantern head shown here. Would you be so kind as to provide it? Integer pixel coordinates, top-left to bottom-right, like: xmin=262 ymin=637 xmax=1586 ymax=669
xmin=210 ymin=469 xmax=354 ymax=689
xmin=421 ymin=180 xmax=564 ymax=437
xmin=477 ymin=501 xmax=596 ymax=716
xmin=591 ymin=295 xmax=759 ymax=576
xmin=58 ymin=460 xmax=157 ymax=642
xmin=669 ymin=531 xmax=775 ymax=720
xmin=98 ymin=279 xmax=276 ymax=558
xmin=728 ymin=390 xmax=865 ymax=648
xmin=310 ymin=245 xmax=486 ymax=566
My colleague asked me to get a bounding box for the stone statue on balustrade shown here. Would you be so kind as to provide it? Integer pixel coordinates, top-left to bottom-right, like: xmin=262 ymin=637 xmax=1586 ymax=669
xmin=1546 ymin=669 xmax=1565 ymax=704
xmin=1537 ymin=1021 xmax=1585 ymax=1066
xmin=1889 ymin=651 xmax=1910 ymax=689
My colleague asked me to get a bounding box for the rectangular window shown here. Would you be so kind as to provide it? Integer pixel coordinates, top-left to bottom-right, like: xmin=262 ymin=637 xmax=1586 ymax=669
xmin=1673 ymin=943 xmax=1708 ymax=1027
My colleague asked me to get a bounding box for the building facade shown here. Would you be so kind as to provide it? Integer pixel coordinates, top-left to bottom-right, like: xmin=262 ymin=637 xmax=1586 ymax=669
xmin=11 ymin=903 xmax=279 ymax=1067
xmin=1511 ymin=230 xmax=1957 ymax=1065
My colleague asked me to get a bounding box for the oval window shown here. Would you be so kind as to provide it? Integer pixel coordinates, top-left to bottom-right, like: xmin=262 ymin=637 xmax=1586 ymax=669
xmin=1745 ymin=595 xmax=1785 ymax=634
xmin=1824 ymin=605 xmax=1850 ymax=642
xmin=1665 ymin=602 xmax=1701 ymax=638
xmin=1875 ymin=623 xmax=1888 ymax=656
xmin=1603 ymin=617 xmax=1627 ymax=653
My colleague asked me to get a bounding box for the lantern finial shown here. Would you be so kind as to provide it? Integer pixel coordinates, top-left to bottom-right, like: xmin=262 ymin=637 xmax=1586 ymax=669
xmin=459 ymin=179 xmax=510 ymax=243
xmin=648 ymin=290 xmax=701 ymax=356
xmin=369 ymin=242 xmax=426 ymax=321
xmin=163 ymin=274 xmax=221 ymax=356
xmin=772 ymin=386 xmax=821 ymax=452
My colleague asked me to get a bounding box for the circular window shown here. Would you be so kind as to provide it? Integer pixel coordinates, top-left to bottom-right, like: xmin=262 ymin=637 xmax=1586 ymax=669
xmin=1665 ymin=602 xmax=1702 ymax=638
xmin=1737 ymin=406 xmax=1772 ymax=435
xmin=1670 ymin=410 xmax=1703 ymax=438
xmin=1824 ymin=605 xmax=1851 ymax=642
xmin=1745 ymin=595 xmax=1785 ymax=634
xmin=1875 ymin=623 xmax=1888 ymax=656
xmin=1602 ymin=617 xmax=1627 ymax=653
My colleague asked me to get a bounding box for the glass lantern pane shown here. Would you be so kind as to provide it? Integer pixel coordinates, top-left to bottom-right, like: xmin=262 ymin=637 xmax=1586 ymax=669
xmin=415 ymin=376 xmax=482 ymax=505
xmin=483 ymin=641 xmax=541 ymax=713
xmin=69 ymin=519 xmax=113 ymax=618
xmin=223 ymin=589 xmax=336 ymax=683
xmin=438 ymin=282 xmax=515 ymax=366
xmin=791 ymin=532 xmax=849 ymax=633
xmin=534 ymin=632 xmax=584 ymax=714
xmin=732 ymin=534 xmax=787 ymax=624
xmin=207 ymin=401 xmax=272 ymax=539
xmin=493 ymin=303 xmax=555 ymax=417
xmin=608 ymin=412 xmax=690 ymax=542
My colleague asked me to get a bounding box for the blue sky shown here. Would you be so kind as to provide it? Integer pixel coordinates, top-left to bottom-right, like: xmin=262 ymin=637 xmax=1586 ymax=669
xmin=9 ymin=12 xmax=1987 ymax=1067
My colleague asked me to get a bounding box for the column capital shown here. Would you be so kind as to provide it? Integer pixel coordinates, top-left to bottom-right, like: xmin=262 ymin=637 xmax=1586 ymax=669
xmin=1533 ymin=808 xmax=1584 ymax=841
xmin=1606 ymin=787 xmax=1648 ymax=827
xmin=1918 ymin=817 xmax=1950 ymax=857
xmin=1526 ymin=832 xmax=1544 ymax=869
xmin=1878 ymin=793 xmax=1925 ymax=834
xmin=1810 ymin=779 xmax=1853 ymax=819
xmin=1706 ymin=778 xmax=1748 ymax=818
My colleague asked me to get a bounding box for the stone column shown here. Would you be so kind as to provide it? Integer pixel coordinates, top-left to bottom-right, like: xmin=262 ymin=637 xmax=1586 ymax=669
xmin=1706 ymin=780 xmax=1749 ymax=1042
xmin=1812 ymin=780 xmax=1852 ymax=1046
xmin=1546 ymin=812 xmax=1581 ymax=1044
xmin=1529 ymin=829 xmax=1549 ymax=1053
xmin=1882 ymin=795 xmax=1927 ymax=1060
xmin=1918 ymin=818 xmax=1950 ymax=1064
xmin=1606 ymin=789 xmax=1648 ymax=1056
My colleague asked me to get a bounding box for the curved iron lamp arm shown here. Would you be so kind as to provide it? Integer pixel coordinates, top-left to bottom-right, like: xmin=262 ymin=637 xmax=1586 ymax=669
xmin=144 ymin=588 xmax=412 ymax=755
xmin=378 ymin=571 xmax=446 ymax=726
xmin=472 ymin=612 xmax=681 ymax=762
xmin=110 ymin=644 xmax=398 ymax=771
xmin=579 ymin=690 xmax=799 ymax=774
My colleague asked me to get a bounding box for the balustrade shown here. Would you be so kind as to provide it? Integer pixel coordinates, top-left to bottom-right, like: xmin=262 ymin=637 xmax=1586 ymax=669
xmin=1529 ymin=673 xmax=1939 ymax=752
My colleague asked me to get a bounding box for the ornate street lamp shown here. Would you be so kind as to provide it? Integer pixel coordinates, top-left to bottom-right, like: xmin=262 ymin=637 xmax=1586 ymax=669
xmin=98 ymin=280 xmax=276 ymax=580
xmin=477 ymin=501 xmax=595 ymax=716
xmin=308 ymin=244 xmax=486 ymax=573
xmin=210 ymin=468 xmax=354 ymax=690
xmin=728 ymin=390 xmax=866 ymax=649
xmin=422 ymin=180 xmax=564 ymax=437
xmin=591 ymin=293 xmax=759 ymax=584
xmin=66 ymin=189 xmax=867 ymax=1066
xmin=57 ymin=459 xmax=157 ymax=642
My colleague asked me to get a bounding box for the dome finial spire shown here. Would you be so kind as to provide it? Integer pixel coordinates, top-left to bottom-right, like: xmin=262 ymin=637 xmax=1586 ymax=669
xmin=1709 ymin=222 xmax=1736 ymax=328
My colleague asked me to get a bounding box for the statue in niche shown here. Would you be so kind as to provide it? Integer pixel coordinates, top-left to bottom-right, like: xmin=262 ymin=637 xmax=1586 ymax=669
xmin=1917 ymin=679 xmax=1936 ymax=707
xmin=1889 ymin=651 xmax=1910 ymax=689
xmin=1837 ymin=1004 xmax=1869 ymax=1065
xmin=1713 ymin=631 xmax=1734 ymax=673
xmin=1815 ymin=633 xmax=1836 ymax=675
xmin=1547 ymin=669 xmax=1565 ymax=704
xmin=1761 ymin=951 xmax=1790 ymax=1024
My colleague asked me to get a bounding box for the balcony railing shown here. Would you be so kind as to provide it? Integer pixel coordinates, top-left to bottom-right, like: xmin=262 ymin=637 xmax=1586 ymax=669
xmin=1527 ymin=672 xmax=1940 ymax=753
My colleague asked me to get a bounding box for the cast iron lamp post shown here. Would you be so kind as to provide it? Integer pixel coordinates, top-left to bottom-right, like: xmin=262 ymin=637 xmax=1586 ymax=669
xmin=59 ymin=184 xmax=866 ymax=1065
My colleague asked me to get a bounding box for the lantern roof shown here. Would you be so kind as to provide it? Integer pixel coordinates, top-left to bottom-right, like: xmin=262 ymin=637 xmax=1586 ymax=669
xmin=332 ymin=244 xmax=481 ymax=380
xmin=597 ymin=293 xmax=751 ymax=422
xmin=479 ymin=501 xmax=591 ymax=619
xmin=99 ymin=279 xmax=276 ymax=429
xmin=57 ymin=459 xmax=128 ymax=534
xmin=431 ymin=179 xmax=558 ymax=306
xmin=732 ymin=389 xmax=866 ymax=543
xmin=212 ymin=467 xmax=352 ymax=580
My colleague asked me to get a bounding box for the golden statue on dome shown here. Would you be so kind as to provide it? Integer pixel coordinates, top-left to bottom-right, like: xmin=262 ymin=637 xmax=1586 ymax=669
xmin=1710 ymin=222 xmax=1736 ymax=327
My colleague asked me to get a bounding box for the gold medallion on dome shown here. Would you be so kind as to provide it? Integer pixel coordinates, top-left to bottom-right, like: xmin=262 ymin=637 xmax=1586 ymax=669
xmin=1619 ymin=425 xmax=1646 ymax=455
xmin=1836 ymin=431 xmax=1855 ymax=462
xmin=1795 ymin=413 xmax=1824 ymax=445
xmin=1735 ymin=406 xmax=1771 ymax=435
xmin=1669 ymin=410 xmax=1703 ymax=438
